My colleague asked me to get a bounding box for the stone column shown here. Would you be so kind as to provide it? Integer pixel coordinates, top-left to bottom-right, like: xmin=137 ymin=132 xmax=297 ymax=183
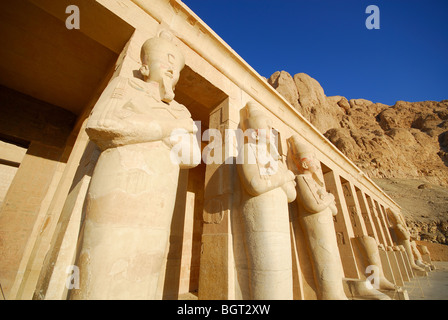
xmin=198 ymin=98 xmax=237 ymax=300
xmin=355 ymin=188 xmax=380 ymax=241
xmin=366 ymin=196 xmax=387 ymax=247
xmin=322 ymin=170 xmax=360 ymax=279
xmin=340 ymin=179 xmax=368 ymax=237
xmin=386 ymin=247 xmax=404 ymax=286
xmin=395 ymin=247 xmax=411 ymax=282
xmin=378 ymin=204 xmax=394 ymax=247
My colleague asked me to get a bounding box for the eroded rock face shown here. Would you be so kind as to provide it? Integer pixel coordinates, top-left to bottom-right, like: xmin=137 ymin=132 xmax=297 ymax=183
xmin=408 ymin=221 xmax=448 ymax=244
xmin=268 ymin=71 xmax=343 ymax=133
xmin=268 ymin=71 xmax=448 ymax=186
xmin=269 ymin=71 xmax=448 ymax=244
xmin=268 ymin=71 xmax=300 ymax=110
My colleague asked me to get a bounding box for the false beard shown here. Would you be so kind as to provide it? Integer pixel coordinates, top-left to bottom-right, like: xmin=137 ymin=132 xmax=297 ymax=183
xmin=311 ymin=172 xmax=324 ymax=187
xmin=160 ymin=77 xmax=175 ymax=103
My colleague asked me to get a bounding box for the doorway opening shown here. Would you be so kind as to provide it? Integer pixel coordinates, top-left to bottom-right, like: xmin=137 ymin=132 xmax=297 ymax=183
xmin=161 ymin=64 xmax=227 ymax=299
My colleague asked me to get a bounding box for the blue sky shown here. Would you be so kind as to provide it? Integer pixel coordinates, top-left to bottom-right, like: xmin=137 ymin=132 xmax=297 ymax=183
xmin=182 ymin=0 xmax=448 ymax=106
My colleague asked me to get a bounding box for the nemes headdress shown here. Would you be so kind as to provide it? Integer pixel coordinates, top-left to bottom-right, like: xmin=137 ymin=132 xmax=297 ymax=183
xmin=140 ymin=30 xmax=185 ymax=70
xmin=287 ymin=134 xmax=313 ymax=160
xmin=242 ymin=102 xmax=271 ymax=131
xmin=386 ymin=208 xmax=405 ymax=226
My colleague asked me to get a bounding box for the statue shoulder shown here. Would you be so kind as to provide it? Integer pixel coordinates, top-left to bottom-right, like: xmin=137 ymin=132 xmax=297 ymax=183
xmin=169 ymin=99 xmax=192 ymax=119
xmin=104 ymin=76 xmax=149 ymax=99
xmin=106 ymin=76 xmax=165 ymax=103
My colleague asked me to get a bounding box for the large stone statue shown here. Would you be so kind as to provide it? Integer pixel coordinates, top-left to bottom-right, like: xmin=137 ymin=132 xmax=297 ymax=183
xmin=71 ymin=32 xmax=200 ymax=299
xmin=288 ymin=135 xmax=347 ymax=300
xmin=386 ymin=208 xmax=426 ymax=273
xmin=354 ymin=235 xmax=401 ymax=292
xmin=417 ymin=244 xmax=435 ymax=270
xmin=411 ymin=241 xmax=432 ymax=271
xmin=237 ymin=102 xmax=296 ymax=300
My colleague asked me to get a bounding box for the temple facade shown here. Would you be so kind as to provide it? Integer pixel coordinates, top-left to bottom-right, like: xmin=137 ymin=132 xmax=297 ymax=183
xmin=0 ymin=0 xmax=431 ymax=300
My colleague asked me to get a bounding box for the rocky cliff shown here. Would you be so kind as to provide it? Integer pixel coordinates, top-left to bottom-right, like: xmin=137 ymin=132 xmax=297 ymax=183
xmin=268 ymin=71 xmax=448 ymax=244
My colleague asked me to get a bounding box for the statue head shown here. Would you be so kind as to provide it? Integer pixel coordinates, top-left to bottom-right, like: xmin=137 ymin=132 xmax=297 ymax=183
xmin=386 ymin=208 xmax=405 ymax=227
xmin=357 ymin=235 xmax=379 ymax=252
xmin=242 ymin=102 xmax=274 ymax=144
xmin=418 ymin=244 xmax=430 ymax=255
xmin=140 ymin=31 xmax=185 ymax=103
xmin=288 ymin=134 xmax=320 ymax=174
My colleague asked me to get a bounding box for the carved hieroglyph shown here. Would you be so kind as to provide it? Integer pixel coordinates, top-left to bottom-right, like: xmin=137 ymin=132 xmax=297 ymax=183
xmin=288 ymin=135 xmax=347 ymax=300
xmin=237 ymin=102 xmax=296 ymax=300
xmin=71 ymin=32 xmax=200 ymax=299
xmin=386 ymin=208 xmax=426 ymax=273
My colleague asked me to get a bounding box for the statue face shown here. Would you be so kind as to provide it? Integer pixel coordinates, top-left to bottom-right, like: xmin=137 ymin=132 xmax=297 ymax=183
xmin=256 ymin=121 xmax=274 ymax=143
xmin=140 ymin=38 xmax=185 ymax=103
xmin=300 ymin=154 xmax=321 ymax=174
xmin=147 ymin=55 xmax=180 ymax=87
xmin=248 ymin=116 xmax=274 ymax=144
xmin=307 ymin=155 xmax=321 ymax=173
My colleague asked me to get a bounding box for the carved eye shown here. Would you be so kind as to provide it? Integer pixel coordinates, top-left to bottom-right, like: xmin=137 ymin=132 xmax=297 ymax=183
xmin=168 ymin=53 xmax=175 ymax=65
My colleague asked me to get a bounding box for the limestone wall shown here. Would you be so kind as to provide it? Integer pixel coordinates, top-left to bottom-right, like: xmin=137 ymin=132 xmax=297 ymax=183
xmin=0 ymin=85 xmax=76 ymax=297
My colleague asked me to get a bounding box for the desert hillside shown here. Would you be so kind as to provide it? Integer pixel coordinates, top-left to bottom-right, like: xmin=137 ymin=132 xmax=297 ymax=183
xmin=268 ymin=71 xmax=448 ymax=244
